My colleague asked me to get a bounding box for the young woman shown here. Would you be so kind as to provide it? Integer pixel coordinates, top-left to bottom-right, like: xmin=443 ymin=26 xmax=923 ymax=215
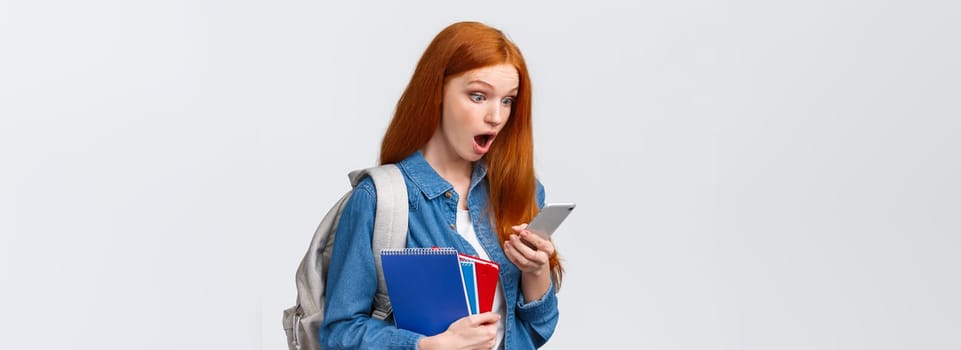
xmin=320 ymin=21 xmax=563 ymax=350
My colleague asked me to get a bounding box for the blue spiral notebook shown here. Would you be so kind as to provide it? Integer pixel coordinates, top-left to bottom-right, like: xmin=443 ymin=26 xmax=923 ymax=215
xmin=460 ymin=259 xmax=478 ymax=314
xmin=380 ymin=248 xmax=471 ymax=336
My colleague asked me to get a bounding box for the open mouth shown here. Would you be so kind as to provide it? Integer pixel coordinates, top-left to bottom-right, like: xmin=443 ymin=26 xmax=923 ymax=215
xmin=474 ymin=134 xmax=494 ymax=148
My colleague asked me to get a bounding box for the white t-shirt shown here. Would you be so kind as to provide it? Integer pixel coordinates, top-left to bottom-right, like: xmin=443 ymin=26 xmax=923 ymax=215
xmin=456 ymin=209 xmax=506 ymax=350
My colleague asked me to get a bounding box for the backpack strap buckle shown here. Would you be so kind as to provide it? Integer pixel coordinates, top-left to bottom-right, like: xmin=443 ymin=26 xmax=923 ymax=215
xmin=371 ymin=292 xmax=393 ymax=320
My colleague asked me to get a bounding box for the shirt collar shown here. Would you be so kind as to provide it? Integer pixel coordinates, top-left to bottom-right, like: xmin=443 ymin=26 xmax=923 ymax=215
xmin=397 ymin=151 xmax=488 ymax=200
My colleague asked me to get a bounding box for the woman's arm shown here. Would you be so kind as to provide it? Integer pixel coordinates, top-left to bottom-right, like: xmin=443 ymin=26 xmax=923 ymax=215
xmin=499 ymin=180 xmax=560 ymax=346
xmin=319 ymin=180 xmax=423 ymax=349
xmin=503 ymin=227 xmax=560 ymax=346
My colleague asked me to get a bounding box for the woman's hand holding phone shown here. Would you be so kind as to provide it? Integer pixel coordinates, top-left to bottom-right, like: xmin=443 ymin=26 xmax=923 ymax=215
xmin=504 ymin=224 xmax=555 ymax=303
xmin=505 ymin=203 xmax=573 ymax=302
xmin=504 ymin=224 xmax=555 ymax=276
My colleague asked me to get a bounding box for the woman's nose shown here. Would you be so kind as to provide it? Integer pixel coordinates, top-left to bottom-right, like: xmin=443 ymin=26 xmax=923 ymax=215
xmin=485 ymin=103 xmax=507 ymax=126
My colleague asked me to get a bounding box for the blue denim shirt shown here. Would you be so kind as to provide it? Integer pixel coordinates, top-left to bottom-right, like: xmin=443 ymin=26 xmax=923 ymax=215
xmin=320 ymin=151 xmax=559 ymax=349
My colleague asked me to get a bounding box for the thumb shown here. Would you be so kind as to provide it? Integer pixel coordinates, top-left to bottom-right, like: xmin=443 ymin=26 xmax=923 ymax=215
xmin=471 ymin=312 xmax=500 ymax=325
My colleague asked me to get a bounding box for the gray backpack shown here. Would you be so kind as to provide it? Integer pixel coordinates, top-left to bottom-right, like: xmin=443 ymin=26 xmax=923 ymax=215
xmin=282 ymin=165 xmax=409 ymax=350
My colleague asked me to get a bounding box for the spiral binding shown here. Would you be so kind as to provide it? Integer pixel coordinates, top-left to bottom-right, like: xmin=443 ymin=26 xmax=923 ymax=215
xmin=380 ymin=247 xmax=457 ymax=255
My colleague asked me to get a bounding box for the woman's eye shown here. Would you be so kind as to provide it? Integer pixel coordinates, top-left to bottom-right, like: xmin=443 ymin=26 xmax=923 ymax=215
xmin=469 ymin=93 xmax=486 ymax=102
xmin=501 ymin=97 xmax=515 ymax=105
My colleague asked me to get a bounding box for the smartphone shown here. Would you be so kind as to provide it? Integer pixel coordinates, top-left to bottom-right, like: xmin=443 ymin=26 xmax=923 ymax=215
xmin=526 ymin=203 xmax=576 ymax=238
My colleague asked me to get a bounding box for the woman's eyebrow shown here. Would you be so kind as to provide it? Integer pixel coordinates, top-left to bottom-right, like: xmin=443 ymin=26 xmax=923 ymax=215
xmin=467 ymin=80 xmax=518 ymax=94
xmin=466 ymin=79 xmax=495 ymax=89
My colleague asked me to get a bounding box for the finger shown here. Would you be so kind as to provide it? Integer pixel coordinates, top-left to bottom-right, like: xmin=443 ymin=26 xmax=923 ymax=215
xmin=509 ymin=237 xmax=549 ymax=270
xmin=479 ymin=311 xmax=500 ymax=322
xmin=512 ymin=223 xmax=528 ymax=232
xmin=511 ymin=233 xmax=548 ymax=263
xmin=469 ymin=311 xmax=500 ymax=325
xmin=504 ymin=239 xmax=533 ymax=267
xmin=512 ymin=242 xmax=550 ymax=270
xmin=510 ymin=233 xmax=535 ymax=255
xmin=520 ymin=230 xmax=555 ymax=255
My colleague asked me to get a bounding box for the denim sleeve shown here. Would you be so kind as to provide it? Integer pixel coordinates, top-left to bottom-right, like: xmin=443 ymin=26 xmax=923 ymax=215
xmin=515 ymin=277 xmax=559 ymax=347
xmin=516 ymin=179 xmax=559 ymax=347
xmin=535 ymin=179 xmax=546 ymax=209
xmin=319 ymin=179 xmax=424 ymax=350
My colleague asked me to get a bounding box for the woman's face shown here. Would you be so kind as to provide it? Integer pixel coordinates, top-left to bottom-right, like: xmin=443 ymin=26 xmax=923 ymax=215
xmin=434 ymin=63 xmax=519 ymax=164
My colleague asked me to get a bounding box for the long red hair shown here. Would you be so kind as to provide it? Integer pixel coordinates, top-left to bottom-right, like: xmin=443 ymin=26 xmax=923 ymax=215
xmin=380 ymin=21 xmax=563 ymax=288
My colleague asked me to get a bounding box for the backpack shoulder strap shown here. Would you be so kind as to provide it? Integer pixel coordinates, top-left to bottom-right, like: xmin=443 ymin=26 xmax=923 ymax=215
xmin=347 ymin=164 xmax=408 ymax=320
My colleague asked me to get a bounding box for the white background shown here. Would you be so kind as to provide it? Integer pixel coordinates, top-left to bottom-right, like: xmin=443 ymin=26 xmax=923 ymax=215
xmin=2 ymin=1 xmax=959 ymax=349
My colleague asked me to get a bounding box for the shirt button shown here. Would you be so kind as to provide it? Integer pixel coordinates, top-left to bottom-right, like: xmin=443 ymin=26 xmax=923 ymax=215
xmin=444 ymin=191 xmax=452 ymax=198
xmin=449 ymin=223 xmax=456 ymax=230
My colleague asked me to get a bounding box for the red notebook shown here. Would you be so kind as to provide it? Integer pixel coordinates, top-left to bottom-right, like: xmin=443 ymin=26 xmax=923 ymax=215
xmin=457 ymin=254 xmax=500 ymax=313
